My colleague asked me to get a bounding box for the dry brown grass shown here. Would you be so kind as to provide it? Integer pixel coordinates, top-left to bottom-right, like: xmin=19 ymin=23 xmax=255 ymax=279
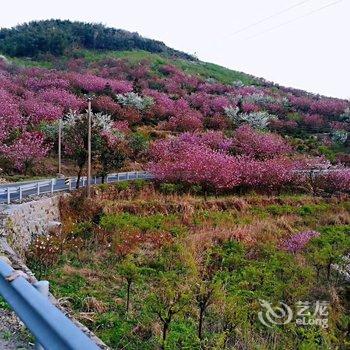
xmin=61 ymin=265 xmax=105 ymax=281
xmin=83 ymin=297 xmax=108 ymax=313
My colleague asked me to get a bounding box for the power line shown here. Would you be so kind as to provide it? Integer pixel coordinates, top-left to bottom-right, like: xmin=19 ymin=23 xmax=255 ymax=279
xmin=226 ymin=0 xmax=313 ymax=38
xmin=247 ymin=0 xmax=343 ymax=39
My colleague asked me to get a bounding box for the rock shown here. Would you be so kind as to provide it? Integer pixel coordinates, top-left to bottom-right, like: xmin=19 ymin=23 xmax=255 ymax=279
xmin=0 ymin=255 xmax=12 ymax=266
xmin=46 ymin=221 xmax=62 ymax=235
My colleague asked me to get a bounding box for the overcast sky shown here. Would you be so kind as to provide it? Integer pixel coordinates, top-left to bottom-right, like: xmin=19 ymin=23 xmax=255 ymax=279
xmin=1 ymin=0 xmax=349 ymax=99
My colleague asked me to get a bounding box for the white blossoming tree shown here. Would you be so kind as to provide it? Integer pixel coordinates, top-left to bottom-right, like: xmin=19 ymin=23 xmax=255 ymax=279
xmin=115 ymin=92 xmax=154 ymax=110
xmin=225 ymin=107 xmax=276 ymax=129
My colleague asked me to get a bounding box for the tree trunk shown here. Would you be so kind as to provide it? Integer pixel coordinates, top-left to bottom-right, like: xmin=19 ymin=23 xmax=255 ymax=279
xmin=327 ymin=262 xmax=332 ymax=280
xmin=126 ymin=280 xmax=131 ymax=314
xmin=161 ymin=322 xmax=169 ymax=350
xmin=76 ymin=167 xmax=83 ymax=189
xmin=316 ymin=266 xmax=320 ymax=281
xmin=198 ymin=306 xmax=205 ymax=340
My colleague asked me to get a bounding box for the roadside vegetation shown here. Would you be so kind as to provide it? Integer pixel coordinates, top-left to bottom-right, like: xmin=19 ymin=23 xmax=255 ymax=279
xmin=28 ymin=183 xmax=350 ymax=349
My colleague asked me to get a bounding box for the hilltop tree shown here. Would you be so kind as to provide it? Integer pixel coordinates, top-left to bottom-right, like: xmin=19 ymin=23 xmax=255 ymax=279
xmin=0 ymin=20 xmax=195 ymax=60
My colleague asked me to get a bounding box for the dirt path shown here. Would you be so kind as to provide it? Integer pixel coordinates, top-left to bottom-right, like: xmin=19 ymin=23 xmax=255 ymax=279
xmin=0 ymin=308 xmax=33 ymax=349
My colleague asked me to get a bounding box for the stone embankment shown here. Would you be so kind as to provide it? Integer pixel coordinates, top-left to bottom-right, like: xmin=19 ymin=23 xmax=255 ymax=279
xmin=0 ymin=194 xmax=108 ymax=350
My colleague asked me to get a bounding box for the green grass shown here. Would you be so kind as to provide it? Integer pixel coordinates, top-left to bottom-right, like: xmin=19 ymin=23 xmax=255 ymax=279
xmin=173 ymin=59 xmax=257 ymax=85
xmin=100 ymin=212 xmax=174 ymax=232
xmin=2 ymin=55 xmax=54 ymax=69
xmin=0 ymin=296 xmax=11 ymax=310
xmin=82 ymin=49 xmax=257 ymax=85
xmin=2 ymin=49 xmax=257 ymax=86
xmin=0 ymin=331 xmax=12 ymax=341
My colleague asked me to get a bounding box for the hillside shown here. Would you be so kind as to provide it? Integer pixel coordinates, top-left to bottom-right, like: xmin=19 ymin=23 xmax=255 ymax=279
xmin=0 ymin=20 xmax=195 ymax=60
xmin=0 ymin=19 xmax=349 ymax=192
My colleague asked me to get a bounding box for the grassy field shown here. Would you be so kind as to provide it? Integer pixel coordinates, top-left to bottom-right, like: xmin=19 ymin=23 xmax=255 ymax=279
xmin=28 ymin=182 xmax=350 ymax=349
xmin=2 ymin=49 xmax=258 ymax=86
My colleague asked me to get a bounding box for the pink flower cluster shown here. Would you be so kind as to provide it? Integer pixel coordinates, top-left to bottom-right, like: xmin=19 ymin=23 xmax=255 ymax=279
xmin=0 ymin=132 xmax=50 ymax=171
xmin=0 ymin=88 xmax=23 ymax=141
xmin=187 ymin=92 xmax=231 ymax=115
xmin=21 ymin=68 xmax=70 ymax=91
xmin=38 ymin=88 xmax=85 ymax=112
xmin=310 ymin=99 xmax=348 ymax=116
xmin=22 ymin=95 xmax=64 ymax=123
xmin=280 ymin=231 xmax=320 ymax=253
xmin=68 ymin=73 xmax=132 ymax=94
xmin=149 ymin=131 xmax=297 ymax=191
xmin=302 ymin=114 xmax=326 ymax=130
xmin=231 ymin=125 xmax=292 ymax=159
xmin=161 ymin=98 xmax=204 ymax=132
xmin=316 ymin=169 xmax=350 ymax=193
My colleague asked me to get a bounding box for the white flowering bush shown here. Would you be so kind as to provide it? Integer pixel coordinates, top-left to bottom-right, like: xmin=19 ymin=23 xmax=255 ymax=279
xmin=246 ymin=93 xmax=275 ymax=105
xmin=232 ymin=80 xmax=245 ymax=88
xmin=205 ymin=77 xmax=217 ymax=84
xmin=225 ymin=107 xmax=275 ymax=129
xmin=115 ymin=92 xmax=154 ymax=110
xmin=331 ymin=130 xmax=348 ymax=144
xmin=340 ymin=107 xmax=350 ymax=122
xmin=63 ymin=111 xmax=113 ymax=131
xmin=224 ymin=106 xmax=239 ymax=120
xmin=245 ymin=93 xmax=289 ymax=108
xmin=239 ymin=111 xmax=276 ymax=129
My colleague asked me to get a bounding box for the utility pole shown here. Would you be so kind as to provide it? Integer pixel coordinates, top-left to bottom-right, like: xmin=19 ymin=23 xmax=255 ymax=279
xmin=87 ymin=98 xmax=92 ymax=198
xmin=58 ymin=118 xmax=62 ymax=176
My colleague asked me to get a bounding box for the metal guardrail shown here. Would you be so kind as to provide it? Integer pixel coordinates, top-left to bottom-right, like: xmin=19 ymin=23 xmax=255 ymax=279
xmin=0 ymin=168 xmax=348 ymax=204
xmin=0 ymin=171 xmax=153 ymax=204
xmin=0 ymin=260 xmax=100 ymax=350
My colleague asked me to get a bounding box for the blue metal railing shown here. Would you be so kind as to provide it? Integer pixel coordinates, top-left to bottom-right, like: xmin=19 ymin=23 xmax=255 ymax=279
xmin=0 ymin=260 xmax=101 ymax=350
xmin=0 ymin=171 xmax=154 ymax=204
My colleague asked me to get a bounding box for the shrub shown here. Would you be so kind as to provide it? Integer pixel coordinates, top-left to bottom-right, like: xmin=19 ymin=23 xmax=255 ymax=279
xmin=115 ymin=181 xmax=130 ymax=191
xmin=98 ymin=183 xmax=109 ymax=191
xmin=133 ymin=179 xmax=147 ymax=190
xmin=159 ymin=183 xmax=183 ymax=195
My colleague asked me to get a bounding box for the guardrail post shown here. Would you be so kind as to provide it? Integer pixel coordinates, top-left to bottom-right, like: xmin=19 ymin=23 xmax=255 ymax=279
xmin=7 ymin=188 xmax=10 ymax=204
xmin=106 ymin=175 xmax=109 ymax=183
xmin=94 ymin=176 xmax=97 ymax=184
xmin=51 ymin=179 xmax=54 ymax=194
xmin=37 ymin=183 xmax=40 ymax=196
xmin=19 ymin=187 xmax=22 ymax=203
xmin=117 ymin=173 xmax=120 ymax=182
xmin=126 ymin=173 xmax=129 ymax=180
xmin=34 ymin=280 xmax=50 ymax=350
xmin=82 ymin=177 xmax=85 ymax=187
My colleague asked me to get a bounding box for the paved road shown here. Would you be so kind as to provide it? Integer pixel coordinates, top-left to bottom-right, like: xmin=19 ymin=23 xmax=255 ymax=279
xmin=0 ymin=172 xmax=151 ymax=204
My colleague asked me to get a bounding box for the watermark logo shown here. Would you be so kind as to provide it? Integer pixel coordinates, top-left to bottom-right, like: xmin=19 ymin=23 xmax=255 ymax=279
xmin=258 ymin=300 xmax=329 ymax=329
xmin=258 ymin=300 xmax=293 ymax=328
